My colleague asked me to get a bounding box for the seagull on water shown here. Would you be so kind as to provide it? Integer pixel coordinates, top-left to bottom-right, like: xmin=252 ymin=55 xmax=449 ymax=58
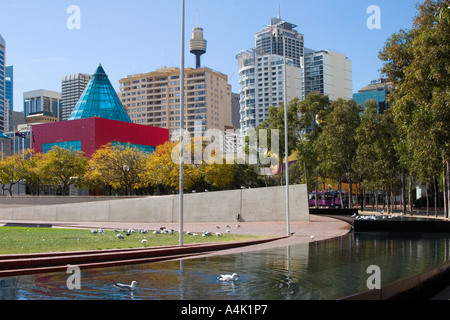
xmin=114 ymin=281 xmax=138 ymax=291
xmin=217 ymin=273 xmax=239 ymax=282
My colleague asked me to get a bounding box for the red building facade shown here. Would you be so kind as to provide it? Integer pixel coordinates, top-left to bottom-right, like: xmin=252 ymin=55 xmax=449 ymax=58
xmin=32 ymin=117 xmax=169 ymax=157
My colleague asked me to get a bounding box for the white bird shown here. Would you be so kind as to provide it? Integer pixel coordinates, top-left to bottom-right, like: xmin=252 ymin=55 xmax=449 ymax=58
xmin=186 ymin=231 xmax=192 ymax=235
xmin=216 ymin=232 xmax=222 ymax=237
xmin=168 ymin=229 xmax=175 ymax=234
xmin=98 ymin=228 xmax=104 ymax=234
xmin=114 ymin=228 xmax=119 ymax=233
xmin=114 ymin=281 xmax=138 ymax=291
xmin=90 ymin=229 xmax=98 ymax=234
xmin=153 ymin=230 xmax=160 ymax=235
xmin=141 ymin=239 xmax=147 ymax=245
xmin=226 ymin=229 xmax=231 ymax=233
xmin=116 ymin=233 xmax=124 ymax=239
xmin=217 ymin=273 xmax=239 ymax=282
xmin=310 ymin=235 xmax=315 ymax=240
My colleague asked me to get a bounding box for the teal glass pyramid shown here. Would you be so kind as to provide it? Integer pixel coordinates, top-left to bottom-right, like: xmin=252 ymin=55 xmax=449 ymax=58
xmin=68 ymin=64 xmax=131 ymax=122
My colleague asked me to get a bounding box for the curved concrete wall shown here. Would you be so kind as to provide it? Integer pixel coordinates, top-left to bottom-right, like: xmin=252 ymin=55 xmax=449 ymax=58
xmin=0 ymin=185 xmax=309 ymax=223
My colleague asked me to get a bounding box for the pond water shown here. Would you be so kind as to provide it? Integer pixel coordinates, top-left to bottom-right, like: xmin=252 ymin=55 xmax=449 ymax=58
xmin=1 ymin=231 xmax=449 ymax=300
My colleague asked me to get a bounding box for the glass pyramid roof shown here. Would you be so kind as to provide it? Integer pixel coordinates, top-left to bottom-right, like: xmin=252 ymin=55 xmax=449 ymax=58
xmin=68 ymin=64 xmax=131 ymax=122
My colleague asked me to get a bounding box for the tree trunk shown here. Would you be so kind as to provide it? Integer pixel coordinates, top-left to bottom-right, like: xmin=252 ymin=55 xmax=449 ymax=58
xmin=375 ymin=190 xmax=379 ymax=211
xmin=434 ymin=178 xmax=438 ymax=217
xmin=447 ymin=160 xmax=450 ymax=219
xmin=315 ymin=167 xmax=319 ymax=208
xmin=409 ymin=176 xmax=413 ymax=215
xmin=426 ymin=183 xmax=430 ymax=216
xmin=444 ymin=163 xmax=448 ymax=218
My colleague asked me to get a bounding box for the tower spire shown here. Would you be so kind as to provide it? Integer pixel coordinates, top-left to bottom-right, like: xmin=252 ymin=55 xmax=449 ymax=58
xmin=278 ymin=0 xmax=281 ymax=19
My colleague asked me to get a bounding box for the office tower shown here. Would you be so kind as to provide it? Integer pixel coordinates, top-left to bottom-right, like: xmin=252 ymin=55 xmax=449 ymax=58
xmin=0 ymin=33 xmax=5 ymax=132
xmin=119 ymin=66 xmax=233 ymax=137
xmin=23 ymin=89 xmax=62 ymax=119
xmin=304 ymin=49 xmax=353 ymax=101
xmin=5 ymin=66 xmax=13 ymax=111
xmin=237 ymin=13 xmax=352 ymax=133
xmin=353 ymin=78 xmax=393 ymax=114
xmin=236 ymin=49 xmax=303 ymax=134
xmin=255 ymin=17 xmax=304 ymax=68
xmin=61 ymin=73 xmax=91 ymax=121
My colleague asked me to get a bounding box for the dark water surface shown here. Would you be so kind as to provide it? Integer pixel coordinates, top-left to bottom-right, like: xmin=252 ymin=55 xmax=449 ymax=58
xmin=1 ymin=231 xmax=449 ymax=300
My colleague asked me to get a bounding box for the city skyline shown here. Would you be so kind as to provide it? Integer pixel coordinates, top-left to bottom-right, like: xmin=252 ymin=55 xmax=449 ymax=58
xmin=1 ymin=0 xmax=419 ymax=113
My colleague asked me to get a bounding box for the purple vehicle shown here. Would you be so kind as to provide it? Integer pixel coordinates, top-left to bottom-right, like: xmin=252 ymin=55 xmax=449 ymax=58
xmin=309 ymin=191 xmax=346 ymax=208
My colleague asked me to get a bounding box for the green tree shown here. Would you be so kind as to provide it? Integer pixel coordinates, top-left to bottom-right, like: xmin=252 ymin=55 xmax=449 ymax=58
xmin=380 ymin=0 xmax=450 ymax=217
xmin=297 ymin=92 xmax=331 ymax=206
xmin=316 ymin=98 xmax=361 ymax=207
xmin=258 ymin=98 xmax=302 ymax=185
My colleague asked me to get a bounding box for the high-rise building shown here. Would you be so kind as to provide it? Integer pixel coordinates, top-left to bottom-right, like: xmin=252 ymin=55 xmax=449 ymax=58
xmin=353 ymin=78 xmax=393 ymax=114
xmin=0 ymin=33 xmax=6 ymax=132
xmin=5 ymin=66 xmax=13 ymax=111
xmin=304 ymin=49 xmax=353 ymax=101
xmin=237 ymin=14 xmax=352 ymax=133
xmin=236 ymin=49 xmax=303 ymax=134
xmin=119 ymin=66 xmax=233 ymax=137
xmin=23 ymin=89 xmax=62 ymax=119
xmin=255 ymin=17 xmax=304 ymax=68
xmin=61 ymin=73 xmax=91 ymax=121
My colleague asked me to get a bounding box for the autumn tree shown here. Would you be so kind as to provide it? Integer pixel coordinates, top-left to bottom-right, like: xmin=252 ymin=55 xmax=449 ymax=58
xmin=0 ymin=154 xmax=23 ymax=196
xmin=84 ymin=143 xmax=148 ymax=196
xmin=38 ymin=146 xmax=88 ymax=196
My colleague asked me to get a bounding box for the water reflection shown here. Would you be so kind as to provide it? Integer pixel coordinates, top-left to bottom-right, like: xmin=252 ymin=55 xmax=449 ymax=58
xmin=0 ymin=232 xmax=449 ymax=300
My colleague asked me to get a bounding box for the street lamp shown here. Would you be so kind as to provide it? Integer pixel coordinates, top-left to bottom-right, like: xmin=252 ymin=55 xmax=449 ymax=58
xmin=179 ymin=0 xmax=186 ymax=246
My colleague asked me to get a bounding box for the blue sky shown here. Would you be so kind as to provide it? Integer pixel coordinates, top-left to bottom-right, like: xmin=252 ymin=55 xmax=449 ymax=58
xmin=1 ymin=0 xmax=420 ymax=112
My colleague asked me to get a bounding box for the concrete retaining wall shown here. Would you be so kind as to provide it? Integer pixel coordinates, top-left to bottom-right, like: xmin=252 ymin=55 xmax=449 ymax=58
xmin=0 ymin=185 xmax=309 ymax=223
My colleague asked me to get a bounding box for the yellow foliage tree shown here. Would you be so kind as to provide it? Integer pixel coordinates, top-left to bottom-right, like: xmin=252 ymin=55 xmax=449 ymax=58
xmin=84 ymin=143 xmax=147 ymax=195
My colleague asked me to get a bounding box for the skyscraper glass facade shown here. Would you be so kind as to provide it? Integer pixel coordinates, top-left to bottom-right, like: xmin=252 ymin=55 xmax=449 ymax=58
xmin=353 ymin=79 xmax=392 ymax=114
xmin=69 ymin=64 xmax=131 ymax=123
xmin=5 ymin=66 xmax=13 ymax=111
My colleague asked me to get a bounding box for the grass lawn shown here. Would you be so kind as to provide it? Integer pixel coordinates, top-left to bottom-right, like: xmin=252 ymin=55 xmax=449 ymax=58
xmin=0 ymin=226 xmax=268 ymax=255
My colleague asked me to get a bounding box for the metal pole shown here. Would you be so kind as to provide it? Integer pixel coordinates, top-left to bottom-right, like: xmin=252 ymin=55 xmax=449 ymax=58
xmin=283 ymin=37 xmax=290 ymax=236
xmin=179 ymin=0 xmax=185 ymax=246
